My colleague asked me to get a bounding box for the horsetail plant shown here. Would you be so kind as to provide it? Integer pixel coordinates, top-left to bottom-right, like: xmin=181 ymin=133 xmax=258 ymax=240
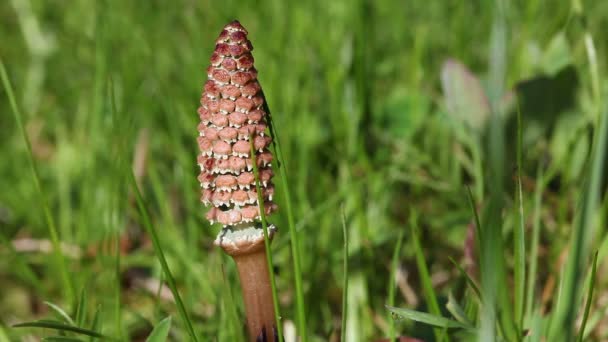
xmin=196 ymin=20 xmax=282 ymax=342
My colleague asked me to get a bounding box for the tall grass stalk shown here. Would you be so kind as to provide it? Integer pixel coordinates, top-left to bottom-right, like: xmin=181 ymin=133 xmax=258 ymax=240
xmin=127 ymin=169 xmax=199 ymax=342
xmin=112 ymin=73 xmax=198 ymax=341
xmin=107 ymin=84 xmax=126 ymax=339
xmin=266 ymin=102 xmax=308 ymax=341
xmin=410 ymin=212 xmax=446 ymax=342
xmin=250 ymin=137 xmax=284 ymax=342
xmin=340 ymin=206 xmax=348 ymax=342
xmin=0 ymin=58 xmax=75 ymax=305
xmin=513 ymin=103 xmax=526 ymax=331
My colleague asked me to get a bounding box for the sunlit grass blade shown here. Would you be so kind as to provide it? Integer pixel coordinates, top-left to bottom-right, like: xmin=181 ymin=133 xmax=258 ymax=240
xmin=265 ymin=98 xmax=307 ymax=341
xmin=44 ymin=301 xmax=75 ymax=326
xmin=410 ymin=211 xmax=447 ymax=342
xmin=514 ymin=101 xmax=526 ymax=330
xmin=340 ymin=206 xmax=348 ymax=342
xmin=387 ymin=230 xmax=404 ymax=340
xmin=448 ymin=257 xmax=481 ymax=301
xmin=250 ymin=136 xmax=284 ymax=342
xmin=577 ymin=251 xmax=598 ymax=342
xmin=0 ymin=57 xmax=74 ymax=305
xmin=574 ymin=0 xmax=601 ymax=123
xmin=145 ymin=317 xmax=171 ymax=342
xmin=386 ymin=306 xmax=475 ymax=331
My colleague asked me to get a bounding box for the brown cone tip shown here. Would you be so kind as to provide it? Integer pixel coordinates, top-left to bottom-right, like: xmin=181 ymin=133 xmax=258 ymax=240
xmin=197 ymin=20 xmax=277 ymax=228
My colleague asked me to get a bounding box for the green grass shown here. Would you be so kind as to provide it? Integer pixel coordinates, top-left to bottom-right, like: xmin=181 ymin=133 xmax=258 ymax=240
xmin=266 ymin=97 xmax=307 ymax=342
xmin=340 ymin=206 xmax=348 ymax=342
xmin=0 ymin=58 xmax=74 ymax=305
xmin=1 ymin=0 xmax=608 ymax=341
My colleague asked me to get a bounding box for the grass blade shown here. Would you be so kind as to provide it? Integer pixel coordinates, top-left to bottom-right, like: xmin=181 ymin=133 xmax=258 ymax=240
xmin=250 ymin=136 xmax=283 ymax=342
xmin=89 ymin=305 xmax=101 ymax=342
xmin=465 ymin=186 xmax=482 ymax=248
xmin=0 ymin=57 xmax=74 ymax=304
xmin=341 ymin=206 xmax=349 ymax=342
xmin=113 ymin=233 xmax=123 ymax=341
xmin=265 ymin=97 xmax=308 ymax=341
xmin=524 ymin=164 xmax=544 ymax=321
xmin=127 ymin=170 xmax=199 ymax=342
xmin=448 ymin=257 xmax=481 ymax=301
xmin=387 ymin=231 xmax=404 ymax=340
xmin=105 ymin=78 xmax=198 ymax=341
xmin=577 ymin=252 xmax=598 ymax=342
xmin=410 ymin=211 xmax=447 ymax=341
xmin=13 ymin=320 xmax=107 ymax=339
xmin=44 ymin=302 xmax=75 ymax=326
xmin=526 ymin=310 xmax=542 ymax=342
xmin=145 ymin=317 xmax=171 ymax=342
xmin=514 ymin=101 xmax=526 ymax=330
xmin=446 ymin=293 xmax=474 ymax=326
xmin=75 ymin=287 xmax=88 ymax=327
xmin=550 ymin=97 xmax=608 ymax=340
xmin=386 ymin=306 xmax=474 ymax=331
xmin=480 ymin=2 xmax=509 ymax=340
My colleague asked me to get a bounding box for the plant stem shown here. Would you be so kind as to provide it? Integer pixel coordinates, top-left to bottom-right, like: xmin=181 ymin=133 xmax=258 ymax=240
xmin=231 ymin=245 xmax=277 ymax=341
xmin=217 ymin=226 xmax=279 ymax=341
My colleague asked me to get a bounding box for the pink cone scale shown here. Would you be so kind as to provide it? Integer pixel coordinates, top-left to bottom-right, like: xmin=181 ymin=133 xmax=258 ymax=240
xmin=197 ymin=20 xmax=277 ymax=227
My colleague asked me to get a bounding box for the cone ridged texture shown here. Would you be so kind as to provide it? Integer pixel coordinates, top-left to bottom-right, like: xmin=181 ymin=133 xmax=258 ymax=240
xmin=197 ymin=21 xmax=277 ymax=227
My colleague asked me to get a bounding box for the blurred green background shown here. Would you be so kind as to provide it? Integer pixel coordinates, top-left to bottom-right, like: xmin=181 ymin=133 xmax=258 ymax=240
xmin=1 ymin=0 xmax=607 ymax=341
